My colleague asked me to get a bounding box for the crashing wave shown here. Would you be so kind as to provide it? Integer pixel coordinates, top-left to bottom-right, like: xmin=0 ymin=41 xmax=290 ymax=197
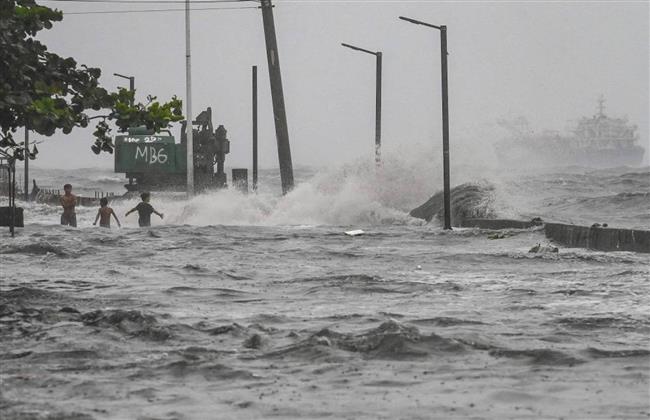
xmin=409 ymin=181 xmax=497 ymax=224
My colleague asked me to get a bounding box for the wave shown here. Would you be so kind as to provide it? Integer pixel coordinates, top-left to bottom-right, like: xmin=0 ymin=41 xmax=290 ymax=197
xmin=410 ymin=317 xmax=486 ymax=327
xmin=153 ymin=360 xmax=257 ymax=381
xmin=585 ymin=347 xmax=650 ymax=359
xmin=16 ymin=153 xmax=466 ymax=227
xmin=0 ymin=241 xmax=72 ymax=257
xmin=80 ymin=309 xmax=172 ymax=341
xmin=487 ymin=348 xmax=584 ymax=366
xmin=0 ymin=286 xmax=64 ymax=300
xmin=409 ymin=181 xmax=496 ymax=222
xmin=14 ymin=161 xmax=650 ymax=229
xmin=263 ymin=320 xmax=466 ymax=361
xmin=491 ymin=168 xmax=650 ymax=228
xmin=551 ymin=316 xmax=641 ymax=331
xmin=159 ymin=159 xmax=429 ymax=227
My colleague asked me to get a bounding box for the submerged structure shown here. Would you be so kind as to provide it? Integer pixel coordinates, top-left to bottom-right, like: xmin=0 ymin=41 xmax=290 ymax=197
xmin=114 ymin=108 xmax=230 ymax=192
xmin=495 ymin=97 xmax=645 ymax=168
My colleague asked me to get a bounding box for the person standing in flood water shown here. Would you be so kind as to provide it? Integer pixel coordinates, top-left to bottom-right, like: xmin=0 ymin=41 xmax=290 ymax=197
xmin=93 ymin=197 xmax=121 ymax=228
xmin=125 ymin=192 xmax=164 ymax=227
xmin=60 ymin=184 xmax=77 ymax=227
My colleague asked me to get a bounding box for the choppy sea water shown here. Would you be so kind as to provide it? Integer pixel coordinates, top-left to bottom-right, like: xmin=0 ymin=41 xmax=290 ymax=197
xmin=1 ymin=162 xmax=649 ymax=419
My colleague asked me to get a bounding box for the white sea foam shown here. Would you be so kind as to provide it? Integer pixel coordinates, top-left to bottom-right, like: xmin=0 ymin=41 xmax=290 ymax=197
xmin=12 ymin=157 xmax=649 ymax=229
xmin=160 ymin=155 xmax=440 ymax=227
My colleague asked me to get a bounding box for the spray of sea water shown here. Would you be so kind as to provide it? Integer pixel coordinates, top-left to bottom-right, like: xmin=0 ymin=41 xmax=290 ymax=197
xmin=1 ymin=152 xmax=649 ymax=419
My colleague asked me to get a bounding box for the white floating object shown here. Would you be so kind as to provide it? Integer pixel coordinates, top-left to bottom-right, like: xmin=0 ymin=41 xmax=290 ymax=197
xmin=345 ymin=229 xmax=365 ymax=236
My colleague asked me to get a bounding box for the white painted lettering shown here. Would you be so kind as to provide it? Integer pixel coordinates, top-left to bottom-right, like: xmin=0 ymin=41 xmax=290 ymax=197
xmin=135 ymin=145 xmax=168 ymax=165
xmin=135 ymin=146 xmax=148 ymax=160
xmin=157 ymin=148 xmax=168 ymax=164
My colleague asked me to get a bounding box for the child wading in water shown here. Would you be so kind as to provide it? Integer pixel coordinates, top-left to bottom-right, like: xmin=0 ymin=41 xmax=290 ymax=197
xmin=60 ymin=184 xmax=77 ymax=227
xmin=125 ymin=192 xmax=164 ymax=227
xmin=93 ymin=197 xmax=121 ymax=228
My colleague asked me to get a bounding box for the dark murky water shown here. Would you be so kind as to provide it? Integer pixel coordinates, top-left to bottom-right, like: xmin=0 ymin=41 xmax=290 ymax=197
xmin=1 ymin=165 xmax=649 ymax=419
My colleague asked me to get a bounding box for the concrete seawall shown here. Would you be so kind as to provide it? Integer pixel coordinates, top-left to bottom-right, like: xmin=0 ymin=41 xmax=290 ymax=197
xmin=544 ymin=222 xmax=650 ymax=254
xmin=456 ymin=218 xmax=649 ymax=253
xmin=0 ymin=207 xmax=24 ymax=228
xmin=459 ymin=218 xmax=543 ymax=230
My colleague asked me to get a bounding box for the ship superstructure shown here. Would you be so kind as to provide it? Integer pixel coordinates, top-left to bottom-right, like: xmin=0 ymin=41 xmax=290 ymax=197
xmin=495 ymin=97 xmax=645 ymax=167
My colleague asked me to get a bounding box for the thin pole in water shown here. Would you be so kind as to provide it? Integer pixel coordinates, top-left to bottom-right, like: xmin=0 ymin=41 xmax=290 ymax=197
xmin=375 ymin=52 xmax=382 ymax=165
xmin=252 ymin=65 xmax=258 ymax=192
xmin=24 ymin=127 xmax=29 ymax=202
xmin=440 ymin=26 xmax=451 ymax=230
xmin=9 ymin=163 xmax=15 ymax=237
xmin=185 ymin=0 xmax=194 ymax=196
xmin=341 ymin=42 xmax=383 ymax=165
xmin=398 ymin=16 xmax=452 ymax=229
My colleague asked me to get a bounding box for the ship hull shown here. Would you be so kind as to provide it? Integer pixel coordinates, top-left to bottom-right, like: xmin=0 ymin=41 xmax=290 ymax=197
xmin=495 ymin=143 xmax=645 ymax=168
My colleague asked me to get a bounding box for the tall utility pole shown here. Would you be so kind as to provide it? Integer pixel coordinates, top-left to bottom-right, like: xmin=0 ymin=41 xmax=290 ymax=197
xmin=440 ymin=25 xmax=450 ymax=230
xmin=24 ymin=127 xmax=28 ymax=201
xmin=260 ymin=0 xmax=294 ymax=194
xmin=185 ymin=0 xmax=194 ymax=196
xmin=252 ymin=65 xmax=258 ymax=192
xmin=399 ymin=16 xmax=451 ymax=230
xmin=341 ymin=43 xmax=382 ymax=165
xmin=375 ymin=51 xmax=382 ymax=165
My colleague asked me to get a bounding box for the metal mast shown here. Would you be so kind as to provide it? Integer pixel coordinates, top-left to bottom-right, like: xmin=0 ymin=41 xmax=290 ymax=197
xmin=399 ymin=16 xmax=452 ymax=229
xmin=252 ymin=65 xmax=258 ymax=192
xmin=185 ymin=0 xmax=194 ymax=196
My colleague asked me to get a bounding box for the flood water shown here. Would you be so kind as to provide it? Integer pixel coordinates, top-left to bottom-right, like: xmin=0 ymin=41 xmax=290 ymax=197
xmin=1 ymin=163 xmax=649 ymax=419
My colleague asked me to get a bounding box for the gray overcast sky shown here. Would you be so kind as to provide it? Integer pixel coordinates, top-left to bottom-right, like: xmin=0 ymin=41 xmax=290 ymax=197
xmin=29 ymin=0 xmax=650 ymax=169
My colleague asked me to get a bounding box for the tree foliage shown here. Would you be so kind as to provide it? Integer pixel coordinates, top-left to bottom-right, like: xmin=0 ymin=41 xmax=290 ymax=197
xmin=0 ymin=0 xmax=184 ymax=161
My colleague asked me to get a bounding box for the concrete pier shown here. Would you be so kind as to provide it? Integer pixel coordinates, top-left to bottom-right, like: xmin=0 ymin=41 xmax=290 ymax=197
xmin=0 ymin=207 xmax=24 ymax=228
xmin=457 ymin=217 xmax=649 ymax=254
xmin=459 ymin=218 xmax=543 ymax=230
xmin=545 ymin=222 xmax=650 ymax=254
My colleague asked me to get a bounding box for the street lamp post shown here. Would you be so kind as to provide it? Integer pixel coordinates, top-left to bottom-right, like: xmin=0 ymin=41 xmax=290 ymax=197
xmin=341 ymin=42 xmax=382 ymax=165
xmin=252 ymin=65 xmax=258 ymax=192
xmin=184 ymin=0 xmax=194 ymax=196
xmin=113 ymin=72 xmax=135 ymax=106
xmin=399 ymin=16 xmax=451 ymax=230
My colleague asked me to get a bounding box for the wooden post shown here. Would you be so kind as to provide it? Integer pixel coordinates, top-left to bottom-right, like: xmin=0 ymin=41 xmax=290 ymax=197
xmin=260 ymin=0 xmax=294 ymax=194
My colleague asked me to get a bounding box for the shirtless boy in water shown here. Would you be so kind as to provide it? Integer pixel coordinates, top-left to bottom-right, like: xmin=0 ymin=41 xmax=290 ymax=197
xmin=125 ymin=192 xmax=164 ymax=227
xmin=93 ymin=197 xmax=121 ymax=228
xmin=60 ymin=184 xmax=77 ymax=227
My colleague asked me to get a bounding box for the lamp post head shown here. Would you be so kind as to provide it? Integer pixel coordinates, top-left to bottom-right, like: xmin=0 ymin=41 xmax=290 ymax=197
xmin=113 ymin=72 xmax=132 ymax=80
xmin=398 ymin=16 xmax=442 ymax=30
xmin=341 ymin=42 xmax=379 ymax=56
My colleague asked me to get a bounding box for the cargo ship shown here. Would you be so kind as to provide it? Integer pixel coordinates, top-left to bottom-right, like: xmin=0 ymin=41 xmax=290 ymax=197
xmin=495 ymin=97 xmax=645 ymax=168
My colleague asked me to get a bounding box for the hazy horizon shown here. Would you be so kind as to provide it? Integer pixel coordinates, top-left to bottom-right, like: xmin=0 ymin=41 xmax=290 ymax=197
xmin=17 ymin=0 xmax=650 ymax=171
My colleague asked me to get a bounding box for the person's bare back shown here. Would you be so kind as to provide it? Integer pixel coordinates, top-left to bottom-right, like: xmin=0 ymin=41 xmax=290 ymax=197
xmin=98 ymin=207 xmax=113 ymax=227
xmin=94 ymin=197 xmax=121 ymax=228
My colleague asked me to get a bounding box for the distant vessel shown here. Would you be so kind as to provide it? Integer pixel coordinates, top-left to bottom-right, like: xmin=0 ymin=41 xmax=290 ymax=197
xmin=495 ymin=97 xmax=645 ymax=168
